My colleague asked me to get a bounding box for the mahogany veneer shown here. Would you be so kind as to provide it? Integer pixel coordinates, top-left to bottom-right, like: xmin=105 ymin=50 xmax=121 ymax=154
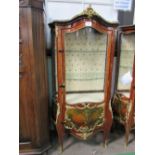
xmin=19 ymin=0 xmax=51 ymax=154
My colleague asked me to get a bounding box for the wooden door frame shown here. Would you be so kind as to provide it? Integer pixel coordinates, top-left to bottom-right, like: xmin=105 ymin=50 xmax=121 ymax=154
xmin=114 ymin=25 xmax=135 ymax=98
xmin=56 ymin=18 xmax=116 ymax=122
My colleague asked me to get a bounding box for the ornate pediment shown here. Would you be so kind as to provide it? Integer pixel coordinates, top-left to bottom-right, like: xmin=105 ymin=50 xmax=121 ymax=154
xmin=80 ymin=5 xmax=100 ymax=18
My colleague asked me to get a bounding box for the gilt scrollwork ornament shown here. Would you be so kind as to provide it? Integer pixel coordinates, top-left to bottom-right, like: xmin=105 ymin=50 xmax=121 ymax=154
xmin=125 ymin=100 xmax=132 ymax=122
xmin=56 ymin=102 xmax=61 ymax=124
xmin=72 ymin=5 xmax=101 ymax=20
xmin=109 ymin=99 xmax=113 ymax=119
xmin=81 ymin=6 xmax=99 ymax=18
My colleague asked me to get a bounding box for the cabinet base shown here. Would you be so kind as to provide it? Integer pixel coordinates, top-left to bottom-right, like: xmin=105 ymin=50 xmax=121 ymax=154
xmin=19 ymin=143 xmax=52 ymax=155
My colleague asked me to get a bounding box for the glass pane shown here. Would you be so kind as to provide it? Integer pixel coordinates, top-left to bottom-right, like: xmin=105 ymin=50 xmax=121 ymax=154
xmin=64 ymin=27 xmax=107 ymax=104
xmin=117 ymin=33 xmax=135 ymax=95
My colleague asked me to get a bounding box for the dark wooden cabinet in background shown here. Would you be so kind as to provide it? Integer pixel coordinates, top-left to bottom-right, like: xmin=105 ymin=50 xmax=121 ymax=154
xmin=19 ymin=0 xmax=51 ymax=154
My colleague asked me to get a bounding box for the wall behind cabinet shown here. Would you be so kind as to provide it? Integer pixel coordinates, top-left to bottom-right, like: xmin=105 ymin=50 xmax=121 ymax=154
xmin=44 ymin=0 xmax=118 ymax=49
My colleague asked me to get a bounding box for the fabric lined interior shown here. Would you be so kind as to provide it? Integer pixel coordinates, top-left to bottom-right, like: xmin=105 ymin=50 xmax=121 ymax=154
xmin=117 ymin=33 xmax=135 ymax=90
xmin=66 ymin=92 xmax=104 ymax=104
xmin=64 ymin=27 xmax=107 ymax=92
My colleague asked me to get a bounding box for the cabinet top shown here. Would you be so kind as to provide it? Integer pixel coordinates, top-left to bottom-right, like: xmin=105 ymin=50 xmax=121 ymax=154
xmin=19 ymin=0 xmax=44 ymax=10
xmin=49 ymin=6 xmax=119 ymax=28
xmin=118 ymin=25 xmax=135 ymax=32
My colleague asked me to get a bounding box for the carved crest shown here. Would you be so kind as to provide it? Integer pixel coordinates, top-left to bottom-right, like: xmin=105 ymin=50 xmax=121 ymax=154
xmin=81 ymin=5 xmax=99 ymax=18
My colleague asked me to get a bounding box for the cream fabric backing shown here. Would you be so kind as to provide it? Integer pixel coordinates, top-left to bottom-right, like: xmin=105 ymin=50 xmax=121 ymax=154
xmin=66 ymin=92 xmax=104 ymax=104
xmin=64 ymin=28 xmax=107 ymax=92
xmin=117 ymin=33 xmax=135 ymax=90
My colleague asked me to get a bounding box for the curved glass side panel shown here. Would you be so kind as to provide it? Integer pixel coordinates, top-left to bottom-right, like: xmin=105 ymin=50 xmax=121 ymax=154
xmin=117 ymin=33 xmax=135 ymax=97
xmin=64 ymin=27 xmax=107 ymax=104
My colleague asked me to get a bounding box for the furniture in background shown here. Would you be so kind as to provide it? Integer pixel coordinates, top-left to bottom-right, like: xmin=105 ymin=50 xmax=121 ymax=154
xmin=19 ymin=0 xmax=51 ymax=154
xmin=49 ymin=6 xmax=118 ymax=151
xmin=112 ymin=25 xmax=135 ymax=146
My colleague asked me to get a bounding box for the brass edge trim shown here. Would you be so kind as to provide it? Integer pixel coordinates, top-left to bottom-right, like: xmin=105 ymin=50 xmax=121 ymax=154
xmin=56 ymin=102 xmax=60 ymax=124
xmin=126 ymin=100 xmax=132 ymax=121
xmin=109 ymin=99 xmax=113 ymax=118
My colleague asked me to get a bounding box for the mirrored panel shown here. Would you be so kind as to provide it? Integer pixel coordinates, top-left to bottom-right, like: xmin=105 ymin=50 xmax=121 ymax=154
xmin=117 ymin=33 xmax=135 ymax=97
xmin=64 ymin=27 xmax=107 ymax=104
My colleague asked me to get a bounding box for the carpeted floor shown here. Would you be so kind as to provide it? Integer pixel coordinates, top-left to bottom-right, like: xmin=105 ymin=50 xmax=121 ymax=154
xmin=47 ymin=131 xmax=135 ymax=155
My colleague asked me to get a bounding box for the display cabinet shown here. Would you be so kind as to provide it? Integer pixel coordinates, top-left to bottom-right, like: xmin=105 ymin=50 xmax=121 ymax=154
xmin=49 ymin=6 xmax=118 ymax=151
xmin=112 ymin=25 xmax=135 ymax=146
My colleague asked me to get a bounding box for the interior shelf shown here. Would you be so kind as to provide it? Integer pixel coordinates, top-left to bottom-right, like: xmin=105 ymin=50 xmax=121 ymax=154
xmin=120 ymin=49 xmax=135 ymax=52
xmin=66 ymin=72 xmax=105 ymax=81
xmin=66 ymin=78 xmax=105 ymax=81
xmin=119 ymin=65 xmax=133 ymax=68
xmin=65 ymin=50 xmax=107 ymax=53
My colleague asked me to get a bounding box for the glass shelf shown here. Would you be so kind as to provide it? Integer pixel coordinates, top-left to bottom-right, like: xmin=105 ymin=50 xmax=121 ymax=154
xmin=65 ymin=50 xmax=107 ymax=53
xmin=119 ymin=65 xmax=133 ymax=68
xmin=66 ymin=78 xmax=104 ymax=81
xmin=66 ymin=72 xmax=104 ymax=81
xmin=66 ymin=77 xmax=104 ymax=81
xmin=120 ymin=50 xmax=135 ymax=52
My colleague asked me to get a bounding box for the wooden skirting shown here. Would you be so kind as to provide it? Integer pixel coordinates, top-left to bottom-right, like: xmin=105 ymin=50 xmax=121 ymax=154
xmin=19 ymin=143 xmax=52 ymax=155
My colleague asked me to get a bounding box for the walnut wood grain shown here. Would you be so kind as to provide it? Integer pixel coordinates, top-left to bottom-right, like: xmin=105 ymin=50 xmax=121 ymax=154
xmin=19 ymin=1 xmax=50 ymax=154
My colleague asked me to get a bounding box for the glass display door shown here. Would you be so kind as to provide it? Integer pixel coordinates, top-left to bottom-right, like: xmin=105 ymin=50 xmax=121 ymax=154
xmin=64 ymin=27 xmax=108 ymax=104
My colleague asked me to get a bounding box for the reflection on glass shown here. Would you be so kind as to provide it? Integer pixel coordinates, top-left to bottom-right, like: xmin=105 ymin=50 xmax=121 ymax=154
xmin=117 ymin=33 xmax=135 ymax=97
xmin=64 ymin=27 xmax=107 ymax=104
